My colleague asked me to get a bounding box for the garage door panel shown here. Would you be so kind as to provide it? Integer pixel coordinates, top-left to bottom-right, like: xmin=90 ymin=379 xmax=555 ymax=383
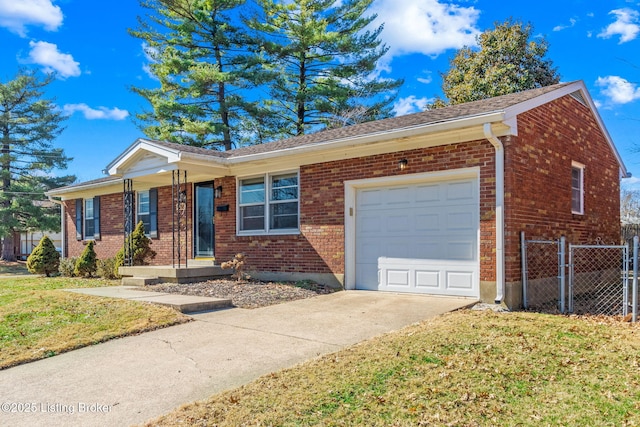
xmin=416 ymin=270 xmax=440 ymax=288
xmin=447 ymin=241 xmax=475 ymax=260
xmin=446 ymin=271 xmax=475 ymax=290
xmin=355 ymin=177 xmax=479 ymax=297
xmin=446 ymin=181 xmax=474 ymax=200
xmin=415 ymin=184 xmax=440 ymax=202
xmin=387 ymin=187 xmax=412 ymax=205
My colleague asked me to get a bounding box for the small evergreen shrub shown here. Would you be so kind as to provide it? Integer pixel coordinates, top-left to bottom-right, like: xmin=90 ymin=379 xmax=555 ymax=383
xmin=114 ymin=221 xmax=157 ymax=270
xmin=75 ymin=241 xmax=97 ymax=277
xmin=26 ymin=236 xmax=60 ymax=277
xmin=97 ymin=257 xmax=120 ymax=279
xmin=59 ymin=257 xmax=78 ymax=277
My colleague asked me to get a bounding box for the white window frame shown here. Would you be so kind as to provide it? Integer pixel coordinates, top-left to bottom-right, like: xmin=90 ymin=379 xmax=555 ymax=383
xmin=136 ymin=190 xmax=151 ymax=236
xmin=571 ymin=161 xmax=585 ymax=215
xmin=237 ymin=171 xmax=300 ymax=236
xmin=84 ymin=198 xmax=95 ymax=240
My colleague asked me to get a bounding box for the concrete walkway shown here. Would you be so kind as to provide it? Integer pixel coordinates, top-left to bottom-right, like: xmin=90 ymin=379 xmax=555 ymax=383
xmin=0 ymin=291 xmax=474 ymax=427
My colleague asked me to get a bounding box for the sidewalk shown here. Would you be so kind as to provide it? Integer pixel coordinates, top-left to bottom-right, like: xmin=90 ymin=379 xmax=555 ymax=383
xmin=0 ymin=291 xmax=474 ymax=427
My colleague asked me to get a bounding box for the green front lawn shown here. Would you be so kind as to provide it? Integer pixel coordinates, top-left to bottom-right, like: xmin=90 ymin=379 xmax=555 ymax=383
xmin=145 ymin=310 xmax=640 ymax=427
xmin=0 ymin=277 xmax=189 ymax=369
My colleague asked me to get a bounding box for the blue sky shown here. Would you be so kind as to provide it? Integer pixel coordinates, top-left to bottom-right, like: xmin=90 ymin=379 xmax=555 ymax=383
xmin=1 ymin=0 xmax=639 ymax=187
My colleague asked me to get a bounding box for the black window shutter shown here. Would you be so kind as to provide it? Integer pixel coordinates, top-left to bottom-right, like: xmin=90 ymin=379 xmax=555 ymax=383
xmin=75 ymin=199 xmax=83 ymax=240
xmin=93 ymin=196 xmax=101 ymax=240
xmin=149 ymin=188 xmax=158 ymax=238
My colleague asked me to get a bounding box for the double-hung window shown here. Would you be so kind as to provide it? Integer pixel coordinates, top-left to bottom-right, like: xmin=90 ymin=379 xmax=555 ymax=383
xmin=84 ymin=199 xmax=95 ymax=238
xmin=238 ymin=172 xmax=299 ymax=234
xmin=571 ymin=162 xmax=584 ymax=215
xmin=137 ymin=190 xmax=151 ymax=234
xmin=77 ymin=196 xmax=100 ymax=240
xmin=133 ymin=189 xmax=158 ymax=238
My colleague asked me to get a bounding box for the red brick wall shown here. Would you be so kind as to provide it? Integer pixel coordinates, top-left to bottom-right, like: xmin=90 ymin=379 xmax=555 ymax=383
xmin=215 ymin=141 xmax=498 ymax=281
xmin=64 ymin=184 xmax=193 ymax=264
xmin=503 ymin=94 xmax=621 ymax=283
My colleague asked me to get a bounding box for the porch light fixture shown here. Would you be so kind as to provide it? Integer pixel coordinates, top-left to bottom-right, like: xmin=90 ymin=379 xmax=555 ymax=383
xmin=214 ymin=185 xmax=223 ymax=199
xmin=398 ymin=159 xmax=408 ymax=171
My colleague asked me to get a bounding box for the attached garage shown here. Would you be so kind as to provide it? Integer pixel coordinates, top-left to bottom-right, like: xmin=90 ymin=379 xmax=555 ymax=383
xmin=345 ymin=169 xmax=480 ymax=298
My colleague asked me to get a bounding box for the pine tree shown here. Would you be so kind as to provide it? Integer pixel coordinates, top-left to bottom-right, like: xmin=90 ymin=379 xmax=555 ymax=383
xmin=0 ymin=69 xmax=75 ymax=260
xmin=130 ymin=0 xmax=267 ymax=150
xmin=115 ymin=221 xmax=157 ymax=270
xmin=431 ymin=19 xmax=560 ymax=107
xmin=26 ymin=235 xmax=60 ymax=277
xmin=248 ymin=0 xmax=403 ymax=136
xmin=75 ymin=240 xmax=97 ymax=277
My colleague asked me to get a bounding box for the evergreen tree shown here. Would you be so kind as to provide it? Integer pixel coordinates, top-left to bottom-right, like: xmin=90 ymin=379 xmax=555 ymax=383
xmin=26 ymin=235 xmax=60 ymax=277
xmin=0 ymin=69 xmax=75 ymax=261
xmin=75 ymin=240 xmax=97 ymax=277
xmin=248 ymin=0 xmax=403 ymax=136
xmin=430 ymin=19 xmax=560 ymax=107
xmin=130 ymin=0 xmax=266 ymax=150
xmin=115 ymin=221 xmax=157 ymax=270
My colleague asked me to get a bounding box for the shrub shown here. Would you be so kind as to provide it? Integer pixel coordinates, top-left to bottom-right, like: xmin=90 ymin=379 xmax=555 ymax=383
xmin=75 ymin=241 xmax=97 ymax=277
xmin=221 ymin=253 xmax=248 ymax=281
xmin=59 ymin=257 xmax=78 ymax=277
xmin=114 ymin=221 xmax=156 ymax=270
xmin=26 ymin=236 xmax=60 ymax=277
xmin=97 ymin=257 xmax=120 ymax=279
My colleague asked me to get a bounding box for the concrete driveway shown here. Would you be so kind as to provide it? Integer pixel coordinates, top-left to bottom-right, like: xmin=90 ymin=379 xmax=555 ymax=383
xmin=0 ymin=291 xmax=473 ymax=427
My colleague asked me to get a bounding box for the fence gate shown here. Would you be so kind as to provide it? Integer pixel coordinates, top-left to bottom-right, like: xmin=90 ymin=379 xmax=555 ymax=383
xmin=522 ymin=232 xmax=638 ymax=321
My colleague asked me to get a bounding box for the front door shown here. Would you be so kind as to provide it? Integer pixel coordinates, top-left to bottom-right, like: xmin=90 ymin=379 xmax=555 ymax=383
xmin=195 ymin=182 xmax=214 ymax=257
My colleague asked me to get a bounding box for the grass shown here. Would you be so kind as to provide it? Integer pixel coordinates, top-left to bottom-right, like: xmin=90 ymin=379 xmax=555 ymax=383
xmin=0 ymin=276 xmax=189 ymax=369
xmin=0 ymin=260 xmax=30 ymax=276
xmin=145 ymin=310 xmax=640 ymax=427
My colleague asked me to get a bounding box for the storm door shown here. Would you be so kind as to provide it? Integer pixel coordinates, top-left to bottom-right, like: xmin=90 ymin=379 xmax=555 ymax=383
xmin=194 ymin=182 xmax=214 ymax=257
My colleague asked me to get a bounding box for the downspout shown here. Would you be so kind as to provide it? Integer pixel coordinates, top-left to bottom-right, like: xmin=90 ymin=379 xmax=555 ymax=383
xmin=47 ymin=196 xmax=66 ymax=259
xmin=483 ymin=123 xmax=505 ymax=304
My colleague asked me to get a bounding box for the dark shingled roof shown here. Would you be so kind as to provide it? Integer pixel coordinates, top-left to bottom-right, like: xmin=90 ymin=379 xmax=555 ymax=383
xmin=49 ymin=82 xmax=578 ymax=194
xmin=141 ymin=82 xmax=575 ymax=159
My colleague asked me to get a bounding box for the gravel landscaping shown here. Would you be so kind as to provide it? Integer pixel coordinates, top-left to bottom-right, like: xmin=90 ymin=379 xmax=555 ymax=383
xmin=143 ymin=279 xmax=339 ymax=309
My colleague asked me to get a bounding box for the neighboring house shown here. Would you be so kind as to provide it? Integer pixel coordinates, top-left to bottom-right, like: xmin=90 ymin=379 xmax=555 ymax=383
xmin=46 ymin=81 xmax=627 ymax=309
xmin=17 ymin=230 xmax=63 ymax=260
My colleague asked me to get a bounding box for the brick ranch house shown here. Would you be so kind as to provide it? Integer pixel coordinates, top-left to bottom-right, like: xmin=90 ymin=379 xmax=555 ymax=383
xmin=47 ymin=81 xmax=627 ymax=309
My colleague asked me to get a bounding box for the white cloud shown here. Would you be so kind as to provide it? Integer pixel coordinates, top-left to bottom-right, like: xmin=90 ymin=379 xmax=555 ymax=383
xmin=596 ymin=76 xmax=640 ymax=104
xmin=416 ymin=70 xmax=433 ymax=84
xmin=393 ymin=95 xmax=430 ymax=116
xmin=598 ymin=8 xmax=640 ymax=43
xmin=141 ymin=42 xmax=160 ymax=81
xmin=63 ymin=104 xmax=130 ymax=120
xmin=553 ymin=18 xmax=577 ymax=32
xmin=371 ymin=0 xmax=481 ymax=59
xmin=0 ymin=0 xmax=63 ymax=37
xmin=27 ymin=41 xmax=80 ymax=78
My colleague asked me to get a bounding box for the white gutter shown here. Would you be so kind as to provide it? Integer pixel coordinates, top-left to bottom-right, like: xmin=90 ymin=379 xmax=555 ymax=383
xmin=47 ymin=196 xmax=66 ymax=259
xmin=483 ymin=123 xmax=505 ymax=304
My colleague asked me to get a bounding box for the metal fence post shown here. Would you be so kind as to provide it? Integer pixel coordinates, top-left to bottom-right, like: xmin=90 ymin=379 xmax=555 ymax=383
xmin=559 ymin=236 xmax=566 ymax=314
xmin=634 ymin=236 xmax=638 ymax=322
xmin=521 ymin=231 xmax=528 ymax=309
xmin=568 ymin=244 xmax=574 ymax=313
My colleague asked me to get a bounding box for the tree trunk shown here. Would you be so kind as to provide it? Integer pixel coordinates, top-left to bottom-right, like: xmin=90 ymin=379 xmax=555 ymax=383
xmin=1 ymin=233 xmax=16 ymax=261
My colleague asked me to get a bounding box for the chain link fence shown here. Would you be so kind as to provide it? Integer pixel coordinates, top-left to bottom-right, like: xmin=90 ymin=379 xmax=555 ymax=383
xmin=522 ymin=233 xmax=638 ymax=321
xmin=521 ymin=234 xmax=564 ymax=313
xmin=569 ymin=244 xmax=630 ymax=316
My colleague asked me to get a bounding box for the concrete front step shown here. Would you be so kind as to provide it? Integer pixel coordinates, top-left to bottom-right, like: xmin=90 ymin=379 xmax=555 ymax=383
xmin=121 ymin=276 xmax=162 ymax=286
xmin=119 ymin=265 xmax=232 ymax=284
xmin=66 ymin=286 xmax=233 ymax=314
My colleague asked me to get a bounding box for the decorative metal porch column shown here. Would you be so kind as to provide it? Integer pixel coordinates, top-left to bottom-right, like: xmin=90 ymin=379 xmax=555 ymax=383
xmin=172 ymin=170 xmax=188 ymax=268
xmin=123 ymin=179 xmax=135 ymax=266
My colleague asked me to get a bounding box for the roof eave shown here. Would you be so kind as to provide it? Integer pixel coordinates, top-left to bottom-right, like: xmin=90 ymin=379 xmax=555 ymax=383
xmin=226 ymin=111 xmax=508 ymax=164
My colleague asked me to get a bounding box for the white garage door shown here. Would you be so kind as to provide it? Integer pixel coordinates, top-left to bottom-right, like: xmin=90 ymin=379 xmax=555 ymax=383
xmin=355 ymin=178 xmax=479 ymax=297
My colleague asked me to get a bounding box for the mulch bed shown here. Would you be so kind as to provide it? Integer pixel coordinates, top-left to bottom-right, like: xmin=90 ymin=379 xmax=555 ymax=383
xmin=143 ymin=279 xmax=338 ymax=309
